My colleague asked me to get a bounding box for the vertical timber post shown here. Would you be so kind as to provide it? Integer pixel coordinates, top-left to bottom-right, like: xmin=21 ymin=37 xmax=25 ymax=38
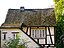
xmin=45 ymin=27 xmax=47 ymax=44
xmin=30 ymin=27 xmax=31 ymax=36
xmin=37 ymin=39 xmax=39 ymax=44
xmin=54 ymin=27 xmax=56 ymax=46
xmin=0 ymin=30 xmax=1 ymax=48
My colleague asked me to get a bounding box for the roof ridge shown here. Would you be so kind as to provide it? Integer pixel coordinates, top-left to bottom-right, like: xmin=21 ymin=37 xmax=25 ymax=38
xmin=8 ymin=8 xmax=54 ymax=10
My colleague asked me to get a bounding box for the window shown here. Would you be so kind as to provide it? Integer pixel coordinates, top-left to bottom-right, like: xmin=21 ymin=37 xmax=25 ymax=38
xmin=2 ymin=32 xmax=7 ymax=40
xmin=31 ymin=29 xmax=45 ymax=38
xmin=40 ymin=30 xmax=45 ymax=38
xmin=32 ymin=30 xmax=34 ymax=37
xmin=12 ymin=32 xmax=19 ymax=39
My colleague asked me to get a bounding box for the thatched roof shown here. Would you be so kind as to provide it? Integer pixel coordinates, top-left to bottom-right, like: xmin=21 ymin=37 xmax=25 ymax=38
xmin=1 ymin=7 xmax=56 ymax=27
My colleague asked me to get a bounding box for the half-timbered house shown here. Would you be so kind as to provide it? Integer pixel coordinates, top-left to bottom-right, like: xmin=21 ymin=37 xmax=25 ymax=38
xmin=0 ymin=7 xmax=56 ymax=48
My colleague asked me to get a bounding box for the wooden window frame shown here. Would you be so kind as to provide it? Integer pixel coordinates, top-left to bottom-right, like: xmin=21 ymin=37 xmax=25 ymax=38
xmin=31 ymin=29 xmax=45 ymax=38
xmin=12 ymin=32 xmax=19 ymax=39
xmin=2 ymin=32 xmax=7 ymax=40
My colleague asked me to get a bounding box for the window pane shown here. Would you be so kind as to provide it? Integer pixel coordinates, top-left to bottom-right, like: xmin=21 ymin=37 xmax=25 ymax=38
xmin=32 ymin=30 xmax=34 ymax=38
xmin=3 ymin=34 xmax=6 ymax=40
xmin=2 ymin=32 xmax=7 ymax=40
xmin=40 ymin=30 xmax=41 ymax=37
xmin=35 ymin=30 xmax=36 ymax=37
xmin=36 ymin=30 xmax=39 ymax=38
xmin=2 ymin=34 xmax=6 ymax=40
xmin=40 ymin=30 xmax=45 ymax=38
xmin=42 ymin=30 xmax=45 ymax=37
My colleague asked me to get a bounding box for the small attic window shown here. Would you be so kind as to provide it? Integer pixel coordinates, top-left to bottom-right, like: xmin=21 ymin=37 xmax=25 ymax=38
xmin=20 ymin=7 xmax=24 ymax=11
xmin=2 ymin=32 xmax=7 ymax=40
xmin=12 ymin=32 xmax=19 ymax=39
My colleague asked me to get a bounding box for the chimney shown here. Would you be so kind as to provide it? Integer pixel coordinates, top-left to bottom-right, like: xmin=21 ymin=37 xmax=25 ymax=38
xmin=20 ymin=7 xmax=24 ymax=11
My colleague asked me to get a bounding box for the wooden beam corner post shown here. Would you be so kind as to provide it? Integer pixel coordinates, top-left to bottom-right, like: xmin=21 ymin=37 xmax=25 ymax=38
xmin=30 ymin=27 xmax=31 ymax=36
xmin=0 ymin=30 xmax=1 ymax=48
xmin=45 ymin=27 xmax=47 ymax=44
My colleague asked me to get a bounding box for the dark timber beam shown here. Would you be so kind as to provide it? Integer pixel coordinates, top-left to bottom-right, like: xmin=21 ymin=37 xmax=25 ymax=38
xmin=0 ymin=30 xmax=1 ymax=48
xmin=54 ymin=27 xmax=56 ymax=46
xmin=45 ymin=27 xmax=47 ymax=44
xmin=48 ymin=27 xmax=53 ymax=44
xmin=30 ymin=27 xmax=31 ymax=36
xmin=37 ymin=39 xmax=39 ymax=44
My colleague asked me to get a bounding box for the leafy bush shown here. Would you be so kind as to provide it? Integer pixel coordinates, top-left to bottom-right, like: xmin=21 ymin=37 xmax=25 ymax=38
xmin=3 ymin=38 xmax=29 ymax=48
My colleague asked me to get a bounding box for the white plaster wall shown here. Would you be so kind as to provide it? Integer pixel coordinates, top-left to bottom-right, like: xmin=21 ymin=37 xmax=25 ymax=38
xmin=47 ymin=27 xmax=54 ymax=44
xmin=1 ymin=29 xmax=39 ymax=48
xmin=47 ymin=27 xmax=54 ymax=35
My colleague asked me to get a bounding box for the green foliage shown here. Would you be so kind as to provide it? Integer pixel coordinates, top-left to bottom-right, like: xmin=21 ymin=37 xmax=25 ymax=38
xmin=2 ymin=33 xmax=29 ymax=48
xmin=54 ymin=0 xmax=64 ymax=21
xmin=3 ymin=38 xmax=19 ymax=48
xmin=3 ymin=38 xmax=28 ymax=48
xmin=56 ymin=16 xmax=64 ymax=48
xmin=53 ymin=0 xmax=64 ymax=48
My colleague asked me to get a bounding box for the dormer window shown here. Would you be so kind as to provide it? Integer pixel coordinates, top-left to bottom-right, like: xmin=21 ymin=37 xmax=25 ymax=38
xmin=31 ymin=29 xmax=45 ymax=38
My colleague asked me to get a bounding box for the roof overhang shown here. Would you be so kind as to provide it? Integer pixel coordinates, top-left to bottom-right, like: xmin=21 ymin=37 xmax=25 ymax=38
xmin=0 ymin=25 xmax=56 ymax=29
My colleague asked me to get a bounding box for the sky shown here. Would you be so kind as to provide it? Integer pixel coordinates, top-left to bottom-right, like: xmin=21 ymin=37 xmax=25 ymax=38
xmin=0 ymin=0 xmax=54 ymax=26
